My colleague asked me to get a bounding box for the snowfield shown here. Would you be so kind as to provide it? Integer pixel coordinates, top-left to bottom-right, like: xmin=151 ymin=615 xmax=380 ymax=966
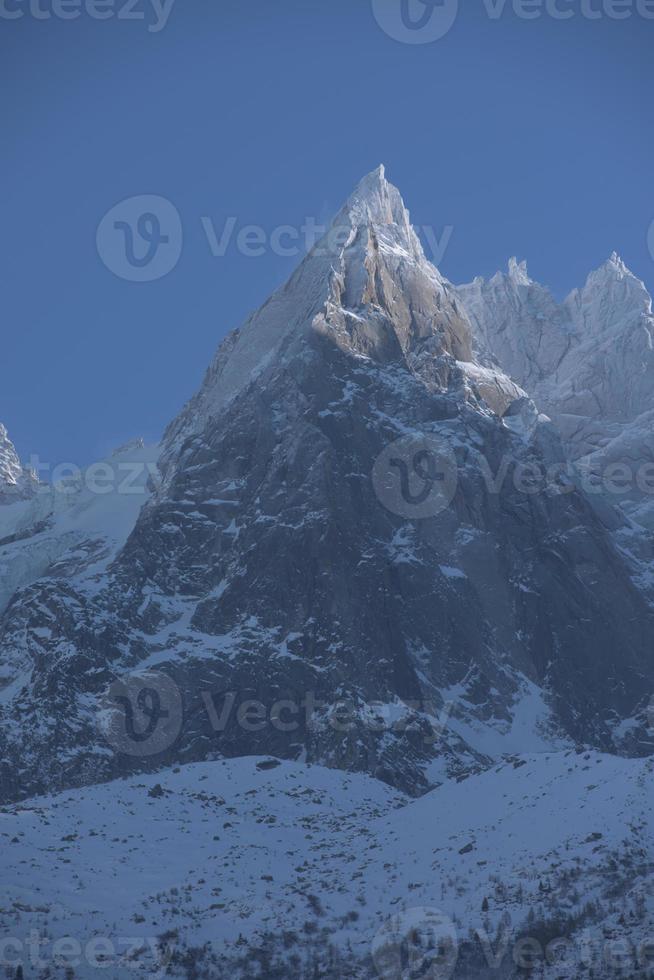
xmin=1 ymin=752 xmax=652 ymax=978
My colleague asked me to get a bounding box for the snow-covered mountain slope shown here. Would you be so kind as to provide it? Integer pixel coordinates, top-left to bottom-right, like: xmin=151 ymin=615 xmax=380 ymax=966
xmin=0 ymin=440 xmax=158 ymax=688
xmin=0 ymin=423 xmax=38 ymax=504
xmin=0 ymin=440 xmax=158 ymax=609
xmin=1 ymin=752 xmax=652 ymax=978
xmin=1 ymin=169 xmax=653 ymax=805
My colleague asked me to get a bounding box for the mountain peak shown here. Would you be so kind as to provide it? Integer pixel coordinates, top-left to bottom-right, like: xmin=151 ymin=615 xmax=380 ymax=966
xmin=356 ymin=163 xmax=386 ymax=188
xmin=162 ymin=167 xmax=468 ymax=458
xmin=0 ymin=423 xmax=24 ymax=485
xmin=345 ymin=166 xmax=409 ymax=225
xmin=0 ymin=423 xmax=38 ymax=504
xmin=580 ymin=253 xmax=652 ymax=312
xmin=347 ymin=164 xmax=388 ymax=205
xmin=338 ymin=165 xmax=424 ymax=264
xmin=585 ymin=251 xmax=636 ymax=285
xmin=600 ymin=251 xmax=629 ymax=276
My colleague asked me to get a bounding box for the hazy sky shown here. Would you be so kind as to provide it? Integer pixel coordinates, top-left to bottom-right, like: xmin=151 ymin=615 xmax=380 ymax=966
xmin=2 ymin=0 xmax=653 ymax=466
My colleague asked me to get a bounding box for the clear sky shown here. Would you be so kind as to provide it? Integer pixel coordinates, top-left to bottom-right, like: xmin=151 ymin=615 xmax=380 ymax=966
xmin=2 ymin=0 xmax=653 ymax=467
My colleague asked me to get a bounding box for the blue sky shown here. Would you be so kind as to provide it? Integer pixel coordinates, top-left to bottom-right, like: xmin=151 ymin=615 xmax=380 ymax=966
xmin=2 ymin=0 xmax=653 ymax=467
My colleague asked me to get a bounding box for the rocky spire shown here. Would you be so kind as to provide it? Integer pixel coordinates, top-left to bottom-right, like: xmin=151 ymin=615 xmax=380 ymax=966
xmin=163 ymin=167 xmax=468 ymax=460
xmin=337 ymin=164 xmax=424 ymax=261
xmin=569 ymin=252 xmax=653 ymax=328
xmin=507 ymin=257 xmax=531 ymax=286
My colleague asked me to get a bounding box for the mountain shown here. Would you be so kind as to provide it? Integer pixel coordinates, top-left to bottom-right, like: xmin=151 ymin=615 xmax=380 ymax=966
xmin=2 ymin=167 xmax=654 ymax=979
xmin=1 ymin=168 xmax=653 ymax=809
xmin=0 ymin=423 xmax=38 ymax=504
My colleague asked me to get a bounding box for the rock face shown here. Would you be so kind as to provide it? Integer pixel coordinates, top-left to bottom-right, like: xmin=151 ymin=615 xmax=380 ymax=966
xmin=1 ymin=169 xmax=653 ymax=805
xmin=0 ymin=423 xmax=38 ymax=504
